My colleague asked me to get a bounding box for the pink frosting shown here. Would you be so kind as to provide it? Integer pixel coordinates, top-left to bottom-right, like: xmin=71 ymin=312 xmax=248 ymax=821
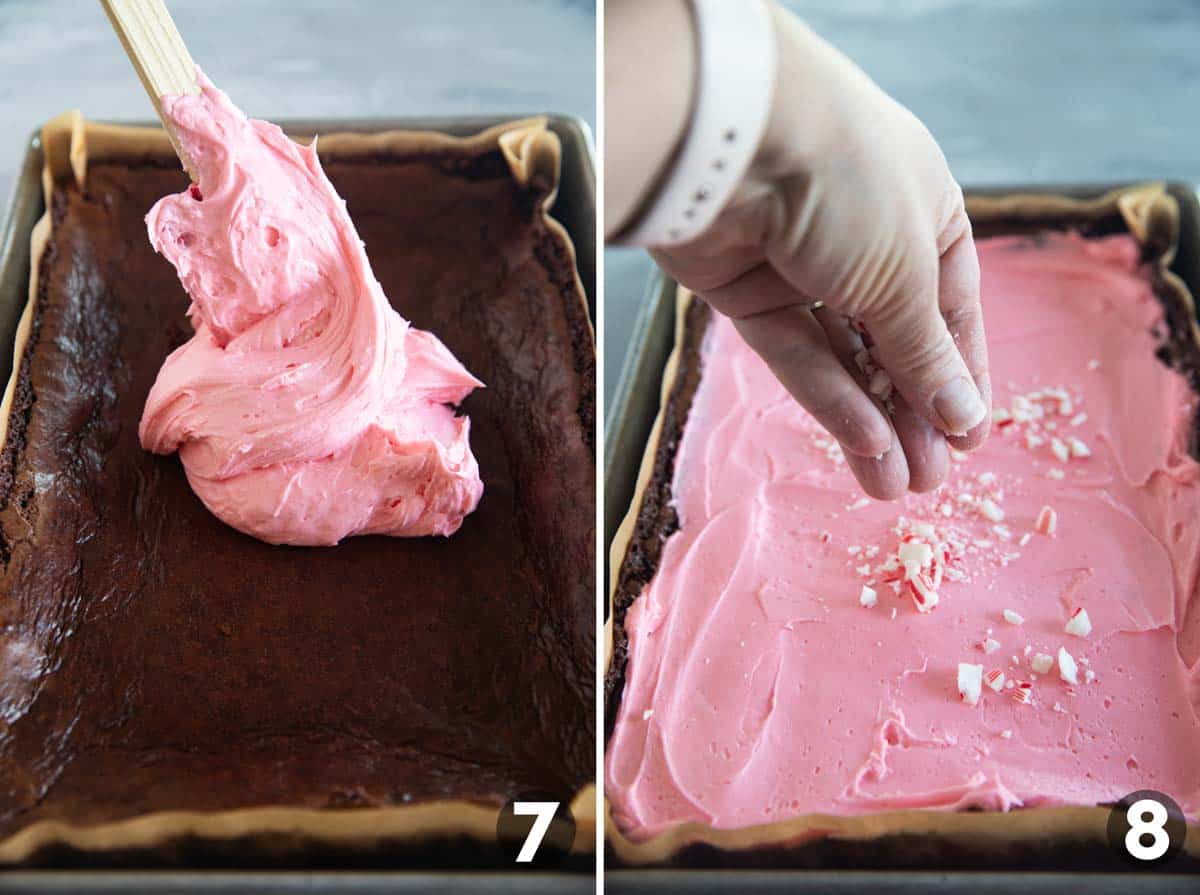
xmin=139 ymin=69 xmax=483 ymax=546
xmin=607 ymin=232 xmax=1200 ymax=839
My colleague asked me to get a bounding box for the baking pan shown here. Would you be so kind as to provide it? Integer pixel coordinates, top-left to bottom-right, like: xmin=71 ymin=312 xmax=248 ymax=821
xmin=603 ymin=182 xmax=1200 ymax=887
xmin=0 ymin=115 xmax=595 ymax=889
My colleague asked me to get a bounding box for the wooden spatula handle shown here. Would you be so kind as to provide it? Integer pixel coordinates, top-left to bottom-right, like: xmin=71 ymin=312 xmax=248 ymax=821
xmin=100 ymin=0 xmax=201 ymax=180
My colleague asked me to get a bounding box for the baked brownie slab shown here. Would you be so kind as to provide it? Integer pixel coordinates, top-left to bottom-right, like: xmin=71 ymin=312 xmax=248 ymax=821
xmin=0 ymin=123 xmax=594 ymax=858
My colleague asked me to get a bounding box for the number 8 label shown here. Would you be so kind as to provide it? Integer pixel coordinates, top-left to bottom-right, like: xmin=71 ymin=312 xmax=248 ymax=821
xmin=1107 ymin=789 xmax=1185 ymax=866
xmin=1125 ymin=798 xmax=1170 ymax=861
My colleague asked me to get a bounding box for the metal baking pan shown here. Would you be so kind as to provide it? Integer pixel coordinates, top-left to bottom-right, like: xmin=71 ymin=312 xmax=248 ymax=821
xmin=603 ymin=182 xmax=1200 ymax=889
xmin=0 ymin=115 xmax=595 ymax=890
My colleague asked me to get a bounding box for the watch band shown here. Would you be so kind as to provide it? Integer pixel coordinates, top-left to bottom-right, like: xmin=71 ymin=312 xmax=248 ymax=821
xmin=623 ymin=0 xmax=777 ymax=247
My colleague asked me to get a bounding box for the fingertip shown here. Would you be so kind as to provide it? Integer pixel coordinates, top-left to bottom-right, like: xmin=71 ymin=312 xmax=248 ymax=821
xmin=845 ymin=443 xmax=909 ymax=501
xmin=946 ymin=373 xmax=992 ymax=451
xmin=946 ymin=419 xmax=989 ymax=452
xmin=932 ymin=375 xmax=987 ymax=436
xmin=841 ymin=414 xmax=894 ymax=459
xmin=908 ymin=441 xmax=949 ymax=493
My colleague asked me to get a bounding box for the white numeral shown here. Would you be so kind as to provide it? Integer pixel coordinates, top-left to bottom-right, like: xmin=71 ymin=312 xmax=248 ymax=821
xmin=513 ymin=800 xmax=560 ymax=863
xmin=1125 ymin=797 xmax=1170 ymax=861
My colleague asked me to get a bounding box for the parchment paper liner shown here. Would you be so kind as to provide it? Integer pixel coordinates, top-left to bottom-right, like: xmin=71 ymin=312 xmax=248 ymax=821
xmin=0 ymin=111 xmax=596 ymax=866
xmin=605 ymin=183 xmax=1200 ymax=867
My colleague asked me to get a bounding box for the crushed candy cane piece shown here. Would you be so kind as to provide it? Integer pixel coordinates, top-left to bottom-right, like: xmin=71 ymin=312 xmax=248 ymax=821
xmin=868 ymin=368 xmax=893 ymax=398
xmin=1035 ymin=505 xmax=1057 ymax=536
xmin=993 ymin=408 xmax=1013 ymax=426
xmin=958 ymin=663 xmax=983 ymax=706
xmin=1070 ymin=412 xmax=1088 ymax=427
xmin=1003 ymin=609 xmax=1025 ymax=625
xmin=1057 ymin=646 xmax=1079 ymax=685
xmin=907 ymin=576 xmax=939 ymax=613
xmin=1047 ymin=468 xmax=1065 ymax=480
xmin=1050 ymin=438 xmax=1070 ymax=463
xmin=979 ymin=498 xmax=1005 ymax=522
xmin=1011 ymin=681 xmax=1033 ymax=704
xmin=1084 ymin=668 xmax=1096 ymax=684
xmin=1068 ymin=437 xmax=1091 ymax=458
xmin=856 ymin=564 xmax=872 ymax=576
xmin=1018 ymin=532 xmax=1032 ymax=547
xmin=1000 ymin=729 xmax=1013 ymax=739
xmin=982 ymin=637 xmax=1001 ymax=654
xmin=1064 ymin=607 xmax=1092 ymax=637
xmin=898 ymin=541 xmax=934 ymax=567
xmin=985 ymin=669 xmax=1006 ymax=692
xmin=859 ymin=585 xmax=878 ymax=608
xmin=1031 ymin=653 xmax=1054 ymax=674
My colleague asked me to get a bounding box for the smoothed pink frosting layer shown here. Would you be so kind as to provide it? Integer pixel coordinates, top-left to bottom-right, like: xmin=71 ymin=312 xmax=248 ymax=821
xmin=139 ymin=69 xmax=483 ymax=545
xmin=607 ymin=233 xmax=1200 ymax=839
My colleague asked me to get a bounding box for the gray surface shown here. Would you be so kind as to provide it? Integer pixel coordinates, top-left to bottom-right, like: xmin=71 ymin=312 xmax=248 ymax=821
xmin=605 ymin=0 xmax=1200 ymax=406
xmin=0 ymin=0 xmax=595 ymax=209
xmin=0 ymin=872 xmax=593 ymax=893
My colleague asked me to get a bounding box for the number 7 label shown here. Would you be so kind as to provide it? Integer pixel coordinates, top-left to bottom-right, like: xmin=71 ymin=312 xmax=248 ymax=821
xmin=512 ymin=800 xmax=561 ymax=863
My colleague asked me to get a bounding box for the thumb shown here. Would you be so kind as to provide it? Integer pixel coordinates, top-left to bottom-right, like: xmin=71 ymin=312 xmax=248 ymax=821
xmin=864 ymin=258 xmax=986 ymax=437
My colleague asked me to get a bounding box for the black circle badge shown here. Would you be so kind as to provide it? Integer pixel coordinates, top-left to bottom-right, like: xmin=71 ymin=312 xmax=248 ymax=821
xmin=1106 ymin=790 xmax=1187 ymax=867
xmin=496 ymin=792 xmax=576 ymax=866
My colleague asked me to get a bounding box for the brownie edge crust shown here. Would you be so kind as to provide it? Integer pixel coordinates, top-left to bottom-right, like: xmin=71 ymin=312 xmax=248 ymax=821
xmin=0 ymin=133 xmax=595 ymax=860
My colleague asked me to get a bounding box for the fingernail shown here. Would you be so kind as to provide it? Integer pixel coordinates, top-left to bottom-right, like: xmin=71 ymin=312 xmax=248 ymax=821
xmin=933 ymin=377 xmax=987 ymax=435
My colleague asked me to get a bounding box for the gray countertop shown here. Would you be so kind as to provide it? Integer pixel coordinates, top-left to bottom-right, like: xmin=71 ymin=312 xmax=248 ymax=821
xmin=605 ymin=0 xmax=1200 ymax=405
xmin=0 ymin=0 xmax=594 ymax=209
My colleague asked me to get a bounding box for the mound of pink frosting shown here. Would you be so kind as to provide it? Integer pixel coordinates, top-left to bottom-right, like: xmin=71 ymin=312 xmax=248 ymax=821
xmin=607 ymin=232 xmax=1200 ymax=840
xmin=139 ymin=69 xmax=483 ymax=546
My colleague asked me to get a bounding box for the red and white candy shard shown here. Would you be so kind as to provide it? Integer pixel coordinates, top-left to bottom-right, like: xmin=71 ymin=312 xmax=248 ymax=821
xmin=1035 ymin=505 xmax=1057 ymax=536
xmin=882 ymin=528 xmax=955 ymax=614
xmin=981 ymin=637 xmax=1001 ymax=654
xmin=859 ymin=584 xmax=878 ymax=608
xmin=1065 ymin=607 xmax=1091 ymax=637
xmin=1003 ymin=609 xmax=1025 ymax=625
xmin=1011 ymin=681 xmax=1033 ymax=704
xmin=958 ymin=663 xmax=983 ymax=706
xmin=907 ymin=575 xmax=939 ymax=613
xmin=984 ymin=669 xmax=1006 ymax=692
xmin=1031 ymin=652 xmax=1054 ymax=675
xmin=1057 ymin=646 xmax=1079 ymax=685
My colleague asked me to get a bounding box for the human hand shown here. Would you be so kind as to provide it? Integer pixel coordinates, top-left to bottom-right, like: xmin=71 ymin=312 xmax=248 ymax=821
xmin=642 ymin=4 xmax=990 ymax=499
